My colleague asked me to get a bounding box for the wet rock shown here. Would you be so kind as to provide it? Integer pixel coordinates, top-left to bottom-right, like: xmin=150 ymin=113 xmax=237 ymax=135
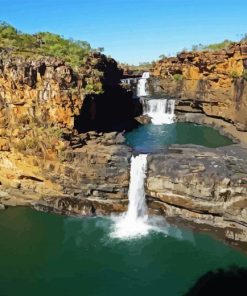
xmin=146 ymin=144 xmax=247 ymax=242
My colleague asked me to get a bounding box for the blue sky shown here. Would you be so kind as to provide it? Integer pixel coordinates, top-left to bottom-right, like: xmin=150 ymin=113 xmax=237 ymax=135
xmin=0 ymin=0 xmax=246 ymax=64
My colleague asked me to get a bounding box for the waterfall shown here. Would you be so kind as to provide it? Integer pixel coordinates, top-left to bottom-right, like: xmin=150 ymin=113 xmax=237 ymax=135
xmin=137 ymin=72 xmax=150 ymax=97
xmin=110 ymin=154 xmax=189 ymax=240
xmin=143 ymin=99 xmax=175 ymax=125
xmin=111 ymin=154 xmax=152 ymax=239
xmin=142 ymin=72 xmax=150 ymax=79
xmin=125 ymin=154 xmax=148 ymax=221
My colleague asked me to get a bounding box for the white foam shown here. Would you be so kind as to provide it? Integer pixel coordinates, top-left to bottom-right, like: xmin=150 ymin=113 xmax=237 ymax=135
xmin=137 ymin=72 xmax=150 ymax=97
xmin=110 ymin=154 xmax=151 ymax=239
xmin=143 ymin=99 xmax=175 ymax=125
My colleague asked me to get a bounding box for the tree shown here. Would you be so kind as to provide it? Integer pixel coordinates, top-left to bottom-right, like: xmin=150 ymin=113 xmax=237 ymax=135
xmin=97 ymin=47 xmax=104 ymax=53
xmin=159 ymin=54 xmax=167 ymax=60
xmin=241 ymin=33 xmax=247 ymax=41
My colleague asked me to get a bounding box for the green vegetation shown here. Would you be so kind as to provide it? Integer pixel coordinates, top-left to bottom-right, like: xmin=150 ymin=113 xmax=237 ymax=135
xmin=173 ymin=73 xmax=184 ymax=82
xmin=158 ymin=54 xmax=167 ymax=60
xmin=230 ymin=71 xmax=240 ymax=79
xmin=191 ymin=39 xmax=233 ymax=52
xmin=241 ymin=33 xmax=247 ymax=41
xmin=120 ymin=61 xmax=154 ymax=74
xmin=13 ymin=124 xmax=64 ymax=155
xmin=0 ymin=21 xmax=91 ymax=68
xmin=229 ymin=69 xmax=247 ymax=80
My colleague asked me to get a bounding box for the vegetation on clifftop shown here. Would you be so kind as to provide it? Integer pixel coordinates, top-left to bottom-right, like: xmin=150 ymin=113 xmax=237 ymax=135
xmin=0 ymin=22 xmax=128 ymax=156
xmin=0 ymin=21 xmax=91 ymax=68
xmin=0 ymin=22 xmax=124 ymax=96
xmin=191 ymin=39 xmax=234 ymax=52
xmin=120 ymin=61 xmax=155 ymax=76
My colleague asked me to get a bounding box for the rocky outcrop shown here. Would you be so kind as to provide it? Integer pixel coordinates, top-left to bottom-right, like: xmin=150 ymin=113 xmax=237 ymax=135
xmin=0 ymin=51 xmax=134 ymax=213
xmin=1 ymin=44 xmax=247 ymax=248
xmin=0 ymin=51 xmax=133 ymax=137
xmin=0 ymin=132 xmax=131 ymax=215
xmin=151 ymin=42 xmax=247 ymax=131
xmin=146 ymin=144 xmax=247 ymax=242
xmin=146 ymin=42 xmax=247 ymax=244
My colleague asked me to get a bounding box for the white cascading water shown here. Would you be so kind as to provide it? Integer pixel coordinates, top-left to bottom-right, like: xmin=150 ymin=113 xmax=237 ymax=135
xmin=111 ymin=154 xmax=152 ymax=239
xmin=143 ymin=99 xmax=175 ymax=125
xmin=137 ymin=72 xmax=150 ymax=97
xmin=110 ymin=154 xmax=193 ymax=241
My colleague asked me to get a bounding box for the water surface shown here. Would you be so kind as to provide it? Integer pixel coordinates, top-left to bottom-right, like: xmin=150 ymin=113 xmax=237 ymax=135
xmin=125 ymin=123 xmax=232 ymax=153
xmin=0 ymin=207 xmax=247 ymax=296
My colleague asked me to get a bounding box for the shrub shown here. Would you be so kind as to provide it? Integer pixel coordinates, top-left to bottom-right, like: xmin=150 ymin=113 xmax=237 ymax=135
xmin=191 ymin=40 xmax=234 ymax=52
xmin=230 ymin=71 xmax=240 ymax=79
xmin=241 ymin=33 xmax=247 ymax=41
xmin=0 ymin=22 xmax=92 ymax=68
xmin=13 ymin=137 xmax=40 ymax=153
xmin=173 ymin=74 xmax=184 ymax=82
xmin=17 ymin=115 xmax=30 ymax=125
xmin=158 ymin=55 xmax=167 ymax=60
xmin=13 ymin=125 xmax=64 ymax=155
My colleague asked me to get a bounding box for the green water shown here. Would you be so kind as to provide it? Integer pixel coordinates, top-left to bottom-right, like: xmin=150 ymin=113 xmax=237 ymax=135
xmin=125 ymin=123 xmax=233 ymax=153
xmin=1 ymin=207 xmax=247 ymax=296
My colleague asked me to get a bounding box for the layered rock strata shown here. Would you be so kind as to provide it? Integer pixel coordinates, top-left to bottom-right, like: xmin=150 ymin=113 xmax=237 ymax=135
xmin=0 ymin=51 xmax=133 ymax=214
xmin=151 ymin=42 xmax=247 ymax=130
xmin=1 ymin=45 xmax=247 ymax=247
xmin=147 ymin=144 xmax=247 ymax=243
xmin=0 ymin=132 xmax=131 ymax=215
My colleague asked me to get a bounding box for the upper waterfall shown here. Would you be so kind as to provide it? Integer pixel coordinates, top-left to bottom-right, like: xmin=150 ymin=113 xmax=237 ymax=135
xmin=142 ymin=99 xmax=175 ymax=125
xmin=137 ymin=72 xmax=150 ymax=97
xmin=141 ymin=72 xmax=150 ymax=79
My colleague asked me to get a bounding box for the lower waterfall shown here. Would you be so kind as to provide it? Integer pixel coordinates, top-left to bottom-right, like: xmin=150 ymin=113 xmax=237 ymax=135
xmin=142 ymin=99 xmax=175 ymax=125
xmin=110 ymin=154 xmax=185 ymax=240
xmin=111 ymin=154 xmax=152 ymax=239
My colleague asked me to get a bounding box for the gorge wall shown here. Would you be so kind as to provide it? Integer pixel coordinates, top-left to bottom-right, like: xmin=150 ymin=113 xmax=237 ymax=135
xmin=146 ymin=144 xmax=247 ymax=243
xmin=0 ymin=50 xmax=134 ymax=212
xmin=1 ymin=41 xmax=247 ymax=246
xmin=150 ymin=42 xmax=247 ymax=131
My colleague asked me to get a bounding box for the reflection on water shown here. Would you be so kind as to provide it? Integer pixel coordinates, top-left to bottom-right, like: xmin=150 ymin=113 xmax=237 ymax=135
xmin=125 ymin=123 xmax=232 ymax=153
xmin=0 ymin=206 xmax=246 ymax=296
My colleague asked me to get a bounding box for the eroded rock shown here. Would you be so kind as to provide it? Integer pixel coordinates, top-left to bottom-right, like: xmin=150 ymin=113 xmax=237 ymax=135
xmin=146 ymin=144 xmax=247 ymax=242
xmin=151 ymin=41 xmax=247 ymax=130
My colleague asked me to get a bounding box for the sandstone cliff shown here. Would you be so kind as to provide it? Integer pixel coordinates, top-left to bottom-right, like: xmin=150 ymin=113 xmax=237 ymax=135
xmin=151 ymin=42 xmax=247 ymax=131
xmin=1 ymin=41 xmax=247 ymax=247
xmin=147 ymin=144 xmax=247 ymax=243
xmin=0 ymin=50 xmax=134 ymax=211
xmin=0 ymin=49 xmax=136 ymax=150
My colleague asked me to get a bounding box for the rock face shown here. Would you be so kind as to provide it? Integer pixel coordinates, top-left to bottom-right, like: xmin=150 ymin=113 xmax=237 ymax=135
xmin=1 ymin=44 xmax=247 ymax=247
xmin=151 ymin=42 xmax=247 ymax=130
xmin=0 ymin=51 xmax=133 ymax=137
xmin=0 ymin=55 xmax=80 ymax=130
xmin=0 ymin=132 xmax=131 ymax=215
xmin=34 ymin=133 xmax=131 ymax=216
xmin=146 ymin=144 xmax=247 ymax=242
xmin=0 ymin=51 xmax=134 ymax=214
xmin=147 ymin=42 xmax=247 ymax=244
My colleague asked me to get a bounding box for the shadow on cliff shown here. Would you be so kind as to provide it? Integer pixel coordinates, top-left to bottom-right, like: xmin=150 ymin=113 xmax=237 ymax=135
xmin=184 ymin=266 xmax=247 ymax=296
xmin=74 ymin=86 xmax=142 ymax=132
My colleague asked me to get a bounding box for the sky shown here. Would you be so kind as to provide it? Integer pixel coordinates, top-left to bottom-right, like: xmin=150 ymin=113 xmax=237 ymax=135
xmin=0 ymin=0 xmax=246 ymax=64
